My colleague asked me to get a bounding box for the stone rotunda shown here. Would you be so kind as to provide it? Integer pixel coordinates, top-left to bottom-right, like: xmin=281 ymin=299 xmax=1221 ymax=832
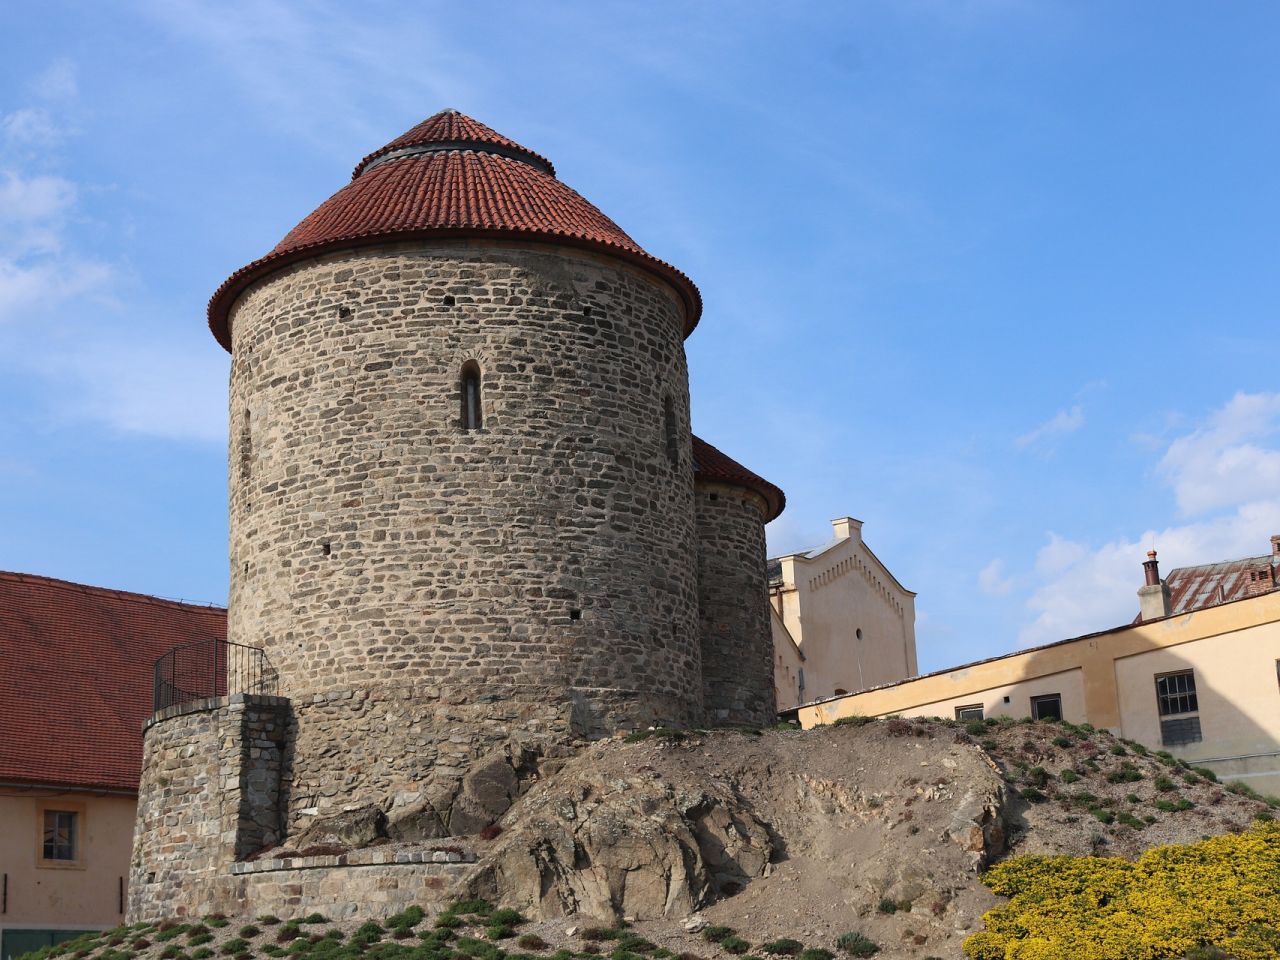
xmin=129 ymin=110 xmax=784 ymax=921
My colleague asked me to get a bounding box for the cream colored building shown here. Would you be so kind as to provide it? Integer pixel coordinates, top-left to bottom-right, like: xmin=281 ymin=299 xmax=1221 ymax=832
xmin=797 ymin=543 xmax=1280 ymax=796
xmin=0 ymin=572 xmax=225 ymax=960
xmin=770 ymin=517 xmax=918 ymax=710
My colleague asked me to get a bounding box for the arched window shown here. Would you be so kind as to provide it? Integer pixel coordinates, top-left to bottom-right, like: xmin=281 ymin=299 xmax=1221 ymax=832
xmin=663 ymin=394 xmax=677 ymax=464
xmin=461 ymin=361 xmax=482 ymax=431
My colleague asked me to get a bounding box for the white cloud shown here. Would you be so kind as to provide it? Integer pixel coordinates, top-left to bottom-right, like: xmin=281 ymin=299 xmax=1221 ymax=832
xmin=31 ymin=59 xmax=78 ymax=101
xmin=2 ymin=108 xmax=62 ymax=147
xmin=1015 ymin=403 xmax=1084 ymax=448
xmin=978 ymin=558 xmax=1014 ymax=596
xmin=1016 ymin=392 xmax=1280 ymax=648
xmin=1158 ymin=391 xmax=1280 ymax=516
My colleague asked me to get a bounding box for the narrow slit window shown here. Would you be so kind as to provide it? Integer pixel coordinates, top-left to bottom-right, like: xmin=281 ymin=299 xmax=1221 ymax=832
xmin=461 ymin=362 xmax=483 ymax=431
xmin=663 ymin=395 xmax=677 ymax=464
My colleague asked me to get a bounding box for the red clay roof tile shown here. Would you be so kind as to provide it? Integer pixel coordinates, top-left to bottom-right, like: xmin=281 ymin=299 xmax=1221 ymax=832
xmin=208 ymin=110 xmax=700 ymax=350
xmin=0 ymin=571 xmax=226 ymax=792
xmin=692 ymin=435 xmax=786 ymax=522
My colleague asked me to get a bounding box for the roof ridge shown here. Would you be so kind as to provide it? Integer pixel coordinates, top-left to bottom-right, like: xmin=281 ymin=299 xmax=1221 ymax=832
xmin=1167 ymin=553 xmax=1271 ymax=575
xmin=0 ymin=570 xmax=227 ymax=613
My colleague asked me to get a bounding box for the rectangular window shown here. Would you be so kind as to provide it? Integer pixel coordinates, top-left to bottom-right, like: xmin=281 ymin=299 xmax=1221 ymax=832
xmin=1160 ymin=716 xmax=1203 ymax=747
xmin=955 ymin=704 xmax=984 ymax=721
xmin=1156 ymin=670 xmax=1199 ymax=716
xmin=42 ymin=810 xmax=77 ymax=862
xmin=1030 ymin=693 xmax=1063 ymax=721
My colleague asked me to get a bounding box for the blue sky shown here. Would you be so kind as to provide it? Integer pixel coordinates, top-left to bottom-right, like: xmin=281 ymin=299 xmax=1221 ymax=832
xmin=2 ymin=1 xmax=1278 ymax=672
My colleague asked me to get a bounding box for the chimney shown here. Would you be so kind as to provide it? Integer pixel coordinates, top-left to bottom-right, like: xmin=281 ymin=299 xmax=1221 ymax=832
xmin=831 ymin=517 xmax=863 ymax=541
xmin=1271 ymin=534 xmax=1280 ymax=557
xmin=1138 ymin=549 xmax=1172 ymax=621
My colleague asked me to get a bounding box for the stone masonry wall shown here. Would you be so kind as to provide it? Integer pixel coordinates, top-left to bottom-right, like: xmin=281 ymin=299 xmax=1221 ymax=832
xmin=695 ymin=483 xmax=776 ymax=726
xmin=130 ymin=695 xmax=289 ymax=922
xmin=225 ymin=242 xmax=703 ymax=834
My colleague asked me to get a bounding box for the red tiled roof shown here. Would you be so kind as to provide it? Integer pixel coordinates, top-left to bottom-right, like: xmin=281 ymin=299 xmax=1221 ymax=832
xmin=0 ymin=571 xmax=226 ymax=792
xmin=352 ymin=109 xmax=555 ymax=179
xmin=692 ymin=434 xmax=786 ymax=522
xmin=208 ymin=110 xmax=701 ymax=351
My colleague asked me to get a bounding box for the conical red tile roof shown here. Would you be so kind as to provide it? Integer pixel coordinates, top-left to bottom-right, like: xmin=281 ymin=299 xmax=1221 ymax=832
xmin=208 ymin=110 xmax=701 ymax=350
xmin=692 ymin=435 xmax=786 ymax=522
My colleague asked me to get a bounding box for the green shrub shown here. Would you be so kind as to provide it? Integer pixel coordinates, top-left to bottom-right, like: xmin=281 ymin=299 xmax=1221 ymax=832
xmin=189 ymin=935 xmax=214 ymax=947
xmin=702 ymin=928 xmax=735 ymax=944
xmin=240 ymin=927 xmax=262 ymax=939
xmin=1154 ymin=797 xmax=1194 ymax=812
xmin=258 ymin=918 xmax=282 ymax=927
xmin=516 ymin=935 xmax=548 ymax=951
xmin=1090 ymin=807 xmax=1115 ymax=824
xmin=488 ymin=909 xmax=524 ymax=928
xmin=1059 ymin=769 xmax=1079 ymax=784
xmin=834 ymin=932 xmax=879 ymax=958
xmin=720 ymin=938 xmax=750 ymax=956
xmin=1154 ymin=776 xmax=1177 ymax=792
xmin=1254 ymin=810 xmax=1275 ymax=823
xmin=1109 ymin=744 xmax=1127 ymax=756
xmin=1116 ymin=812 xmax=1146 ymax=829
xmin=583 ymin=929 xmax=622 ymax=942
xmin=158 ymin=927 xmax=192 ymax=943
xmin=964 ymin=720 xmax=987 ymax=736
xmin=1052 ymin=736 xmax=1072 ymax=748
xmin=833 ymin=715 xmax=875 ymax=727
xmin=221 ymin=941 xmax=250 ymax=956
xmin=275 ymin=928 xmax=301 ymax=944
xmin=1105 ymin=763 xmax=1142 ymax=784
xmin=1193 ymin=766 xmax=1219 ymax=783
xmin=760 ymin=941 xmax=803 ymax=956
xmin=434 ymin=915 xmax=464 ymax=930
xmin=486 ymin=927 xmax=514 ymax=941
xmin=1020 ymin=786 xmax=1046 ymax=803
xmin=386 ymin=907 xmax=425 ymax=930
xmin=299 ymin=916 xmax=326 ymax=926
xmin=615 ymin=936 xmax=656 ymax=954
xmin=192 ymin=951 xmax=214 ymax=960
xmin=205 ymin=918 xmax=230 ymax=930
xmin=876 ymin=898 xmax=897 ymax=915
xmin=798 ymin=952 xmax=834 ymax=960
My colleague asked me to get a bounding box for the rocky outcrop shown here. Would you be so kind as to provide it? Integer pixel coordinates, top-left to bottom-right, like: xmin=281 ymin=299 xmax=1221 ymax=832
xmin=464 ymin=724 xmax=1010 ymax=921
xmin=467 ymin=765 xmax=774 ymax=920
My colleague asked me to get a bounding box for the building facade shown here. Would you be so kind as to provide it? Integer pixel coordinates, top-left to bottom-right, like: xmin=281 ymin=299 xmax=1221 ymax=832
xmin=769 ymin=517 xmax=918 ymax=709
xmin=129 ymin=110 xmax=786 ymax=921
xmin=0 ymin=573 xmax=225 ymax=960
xmin=797 ymin=542 xmax=1280 ymax=796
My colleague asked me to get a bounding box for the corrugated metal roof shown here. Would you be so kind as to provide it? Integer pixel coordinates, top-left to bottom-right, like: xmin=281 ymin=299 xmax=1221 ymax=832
xmin=1166 ymin=554 xmax=1279 ymax=615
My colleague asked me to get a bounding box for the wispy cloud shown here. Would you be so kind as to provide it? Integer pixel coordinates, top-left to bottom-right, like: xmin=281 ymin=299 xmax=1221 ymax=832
xmin=1016 ymin=392 xmax=1280 ymax=647
xmin=1015 ymin=403 xmax=1084 ymax=449
xmin=978 ymin=558 xmax=1015 ymax=596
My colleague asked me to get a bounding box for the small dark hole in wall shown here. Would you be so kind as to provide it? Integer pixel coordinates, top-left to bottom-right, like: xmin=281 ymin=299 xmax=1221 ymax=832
xmin=338 ymin=306 xmax=351 ymax=319
xmin=1003 ymin=695 xmax=1011 ymax=703
xmin=322 ymin=541 xmax=332 ymax=557
xmin=856 ymin=628 xmax=863 ymax=639
xmin=443 ymin=295 xmax=456 ymax=307
xmin=582 ymin=306 xmax=592 ymax=318
xmin=709 ymin=493 xmax=719 ymax=501
xmin=243 ymin=562 xmax=249 ymax=575
xmin=569 ymin=609 xmax=582 ymax=621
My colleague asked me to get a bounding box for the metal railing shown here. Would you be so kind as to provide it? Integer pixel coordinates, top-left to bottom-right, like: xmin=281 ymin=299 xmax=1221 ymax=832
xmin=153 ymin=638 xmax=278 ymax=712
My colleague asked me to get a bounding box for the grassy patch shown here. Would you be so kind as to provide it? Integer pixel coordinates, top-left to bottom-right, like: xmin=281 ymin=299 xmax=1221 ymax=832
xmin=834 ymin=932 xmax=879 ymax=958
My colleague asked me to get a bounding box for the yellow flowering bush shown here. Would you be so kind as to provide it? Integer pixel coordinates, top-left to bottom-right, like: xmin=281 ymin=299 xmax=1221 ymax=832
xmin=964 ymin=822 xmax=1280 ymax=959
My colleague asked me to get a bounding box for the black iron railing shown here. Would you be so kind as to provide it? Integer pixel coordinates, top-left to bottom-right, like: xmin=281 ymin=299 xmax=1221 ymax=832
xmin=153 ymin=638 xmax=278 ymax=712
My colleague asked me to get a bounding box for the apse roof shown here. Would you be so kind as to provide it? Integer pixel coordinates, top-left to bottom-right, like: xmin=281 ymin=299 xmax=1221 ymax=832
xmin=692 ymin=434 xmax=786 ymax=522
xmin=208 ymin=109 xmax=701 ymax=350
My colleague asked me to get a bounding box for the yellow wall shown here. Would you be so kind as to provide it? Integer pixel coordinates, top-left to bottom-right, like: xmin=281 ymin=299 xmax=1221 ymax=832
xmin=0 ymin=790 xmax=133 ymax=934
xmin=772 ymin=606 xmax=806 ymax=710
xmin=771 ymin=518 xmax=917 ymax=702
xmin=798 ymin=592 xmax=1280 ymax=794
